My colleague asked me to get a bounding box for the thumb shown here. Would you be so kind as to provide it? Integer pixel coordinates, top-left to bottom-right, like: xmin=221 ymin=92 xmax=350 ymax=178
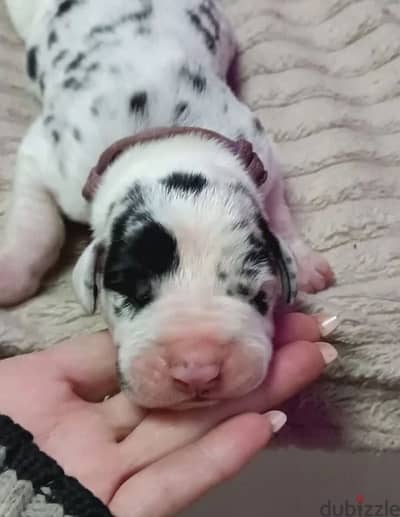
xmin=109 ymin=411 xmax=286 ymax=517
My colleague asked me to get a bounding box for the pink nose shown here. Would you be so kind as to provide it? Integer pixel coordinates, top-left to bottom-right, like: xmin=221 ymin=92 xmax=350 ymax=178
xmin=170 ymin=363 xmax=221 ymax=393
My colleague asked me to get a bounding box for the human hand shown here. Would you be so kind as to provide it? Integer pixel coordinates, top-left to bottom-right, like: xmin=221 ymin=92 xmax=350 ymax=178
xmin=0 ymin=312 xmax=337 ymax=517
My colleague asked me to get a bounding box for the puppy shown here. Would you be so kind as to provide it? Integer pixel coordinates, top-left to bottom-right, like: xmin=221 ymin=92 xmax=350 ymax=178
xmin=1 ymin=0 xmax=333 ymax=408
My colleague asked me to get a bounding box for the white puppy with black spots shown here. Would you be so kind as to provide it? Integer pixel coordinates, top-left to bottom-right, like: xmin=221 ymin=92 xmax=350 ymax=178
xmin=2 ymin=0 xmax=333 ymax=408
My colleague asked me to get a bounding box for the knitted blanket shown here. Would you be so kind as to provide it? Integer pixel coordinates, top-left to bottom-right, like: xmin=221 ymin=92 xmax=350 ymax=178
xmin=1 ymin=0 xmax=400 ymax=451
xmin=0 ymin=416 xmax=111 ymax=516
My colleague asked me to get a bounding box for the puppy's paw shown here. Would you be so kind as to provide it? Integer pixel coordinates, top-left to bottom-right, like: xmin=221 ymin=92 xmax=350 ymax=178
xmin=293 ymin=246 xmax=334 ymax=294
xmin=0 ymin=254 xmax=40 ymax=306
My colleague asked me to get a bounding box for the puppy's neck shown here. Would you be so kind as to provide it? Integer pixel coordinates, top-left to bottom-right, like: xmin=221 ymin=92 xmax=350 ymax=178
xmin=90 ymin=133 xmax=255 ymax=236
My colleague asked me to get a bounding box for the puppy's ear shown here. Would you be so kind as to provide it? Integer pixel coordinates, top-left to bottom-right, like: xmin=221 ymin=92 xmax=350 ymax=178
xmin=269 ymin=234 xmax=298 ymax=305
xmin=72 ymin=241 xmax=104 ymax=314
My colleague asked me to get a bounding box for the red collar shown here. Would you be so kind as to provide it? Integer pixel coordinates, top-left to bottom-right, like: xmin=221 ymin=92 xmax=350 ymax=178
xmin=83 ymin=127 xmax=268 ymax=201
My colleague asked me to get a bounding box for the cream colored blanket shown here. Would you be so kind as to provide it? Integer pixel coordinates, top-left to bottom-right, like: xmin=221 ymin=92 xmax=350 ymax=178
xmin=1 ymin=0 xmax=399 ymax=451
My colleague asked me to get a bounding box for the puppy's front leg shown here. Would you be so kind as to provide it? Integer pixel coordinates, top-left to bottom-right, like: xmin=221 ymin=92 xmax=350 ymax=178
xmin=0 ymin=122 xmax=65 ymax=306
xmin=263 ymin=156 xmax=334 ymax=293
xmin=255 ymin=143 xmax=334 ymax=294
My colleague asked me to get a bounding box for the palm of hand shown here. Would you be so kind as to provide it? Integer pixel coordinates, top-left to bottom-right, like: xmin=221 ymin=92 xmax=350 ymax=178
xmin=0 ymin=313 xmax=328 ymax=517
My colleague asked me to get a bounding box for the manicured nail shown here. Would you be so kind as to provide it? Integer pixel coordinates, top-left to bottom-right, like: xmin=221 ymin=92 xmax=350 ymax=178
xmin=265 ymin=410 xmax=287 ymax=433
xmin=317 ymin=342 xmax=338 ymax=365
xmin=314 ymin=313 xmax=339 ymax=337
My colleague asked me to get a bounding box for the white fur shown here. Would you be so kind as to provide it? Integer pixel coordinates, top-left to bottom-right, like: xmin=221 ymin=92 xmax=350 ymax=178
xmin=1 ymin=0 xmax=333 ymax=407
xmin=91 ymin=135 xmax=258 ymax=234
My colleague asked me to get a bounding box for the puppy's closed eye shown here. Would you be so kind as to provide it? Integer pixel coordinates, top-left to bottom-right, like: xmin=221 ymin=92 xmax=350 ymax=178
xmin=104 ymin=260 xmax=154 ymax=308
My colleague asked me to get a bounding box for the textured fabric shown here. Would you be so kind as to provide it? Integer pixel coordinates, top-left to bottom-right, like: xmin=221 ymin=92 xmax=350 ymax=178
xmin=0 ymin=0 xmax=399 ymax=450
xmin=0 ymin=416 xmax=112 ymax=517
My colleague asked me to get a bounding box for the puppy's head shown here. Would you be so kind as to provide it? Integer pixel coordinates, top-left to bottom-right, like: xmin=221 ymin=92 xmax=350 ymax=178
xmin=73 ymin=174 xmax=296 ymax=409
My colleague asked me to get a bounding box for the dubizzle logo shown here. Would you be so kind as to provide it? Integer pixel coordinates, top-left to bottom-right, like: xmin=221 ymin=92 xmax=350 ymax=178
xmin=320 ymin=495 xmax=400 ymax=517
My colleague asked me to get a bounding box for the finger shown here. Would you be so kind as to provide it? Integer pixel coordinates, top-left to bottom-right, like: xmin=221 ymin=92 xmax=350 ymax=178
xmin=110 ymin=412 xmax=282 ymax=517
xmin=44 ymin=331 xmax=119 ymax=402
xmin=98 ymin=392 xmax=148 ymax=441
xmin=274 ymin=312 xmax=339 ymax=348
xmin=233 ymin=340 xmax=331 ymax=414
xmin=274 ymin=312 xmax=322 ymax=348
xmin=118 ymin=340 xmax=332 ymax=471
xmin=214 ymin=341 xmax=337 ymax=424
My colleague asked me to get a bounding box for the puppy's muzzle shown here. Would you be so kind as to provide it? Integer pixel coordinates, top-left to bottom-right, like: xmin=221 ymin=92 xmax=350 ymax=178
xmin=125 ymin=330 xmax=268 ymax=409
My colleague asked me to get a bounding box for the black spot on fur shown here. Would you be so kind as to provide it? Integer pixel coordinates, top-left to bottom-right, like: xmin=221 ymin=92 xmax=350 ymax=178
xmin=39 ymin=74 xmax=45 ymax=93
xmin=130 ymin=1 xmax=153 ymax=21
xmin=89 ymin=2 xmax=153 ymax=37
xmin=118 ymin=6 xmax=153 ymax=25
xmin=162 ymin=172 xmax=207 ymax=195
xmin=90 ymin=96 xmax=104 ymax=116
xmin=63 ymin=77 xmax=82 ymax=90
xmin=122 ymin=183 xmax=146 ymax=212
xmin=223 ymin=103 xmax=228 ymax=113
xmin=242 ymin=267 xmax=258 ymax=278
xmin=52 ymin=130 xmax=60 ymax=143
xmin=73 ymin=127 xmax=82 ymax=141
xmin=56 ymin=0 xmax=78 ymax=17
xmin=187 ymin=9 xmax=218 ymax=53
xmin=180 ymin=66 xmax=207 ymax=93
xmin=44 ymin=115 xmax=54 ymax=125
xmin=87 ymin=62 xmax=100 ymax=73
xmin=90 ymin=24 xmax=114 ymax=36
xmin=130 ymin=92 xmax=148 ymax=116
xmin=27 ymin=47 xmax=38 ymax=80
xmin=53 ymin=50 xmax=68 ymax=67
xmin=137 ymin=26 xmax=151 ymax=35
xmin=192 ymin=74 xmax=207 ymax=93
xmin=66 ymin=52 xmax=86 ymax=72
xmin=104 ymin=218 xmax=179 ymax=312
xmin=251 ymin=291 xmax=269 ymax=315
xmin=237 ymin=284 xmax=250 ymax=297
xmin=174 ymin=102 xmax=190 ymax=122
xmin=248 ymin=233 xmax=263 ymax=249
xmin=200 ymin=1 xmax=220 ymax=37
xmin=218 ymin=270 xmax=228 ymax=281
xmin=253 ymin=117 xmax=264 ymax=134
xmin=113 ymin=303 xmax=123 ymax=317
xmin=48 ymin=30 xmax=58 ymax=48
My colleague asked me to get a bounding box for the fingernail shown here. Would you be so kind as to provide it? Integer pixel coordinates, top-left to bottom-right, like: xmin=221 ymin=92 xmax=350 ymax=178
xmin=317 ymin=342 xmax=338 ymax=365
xmin=265 ymin=410 xmax=287 ymax=433
xmin=314 ymin=313 xmax=339 ymax=337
